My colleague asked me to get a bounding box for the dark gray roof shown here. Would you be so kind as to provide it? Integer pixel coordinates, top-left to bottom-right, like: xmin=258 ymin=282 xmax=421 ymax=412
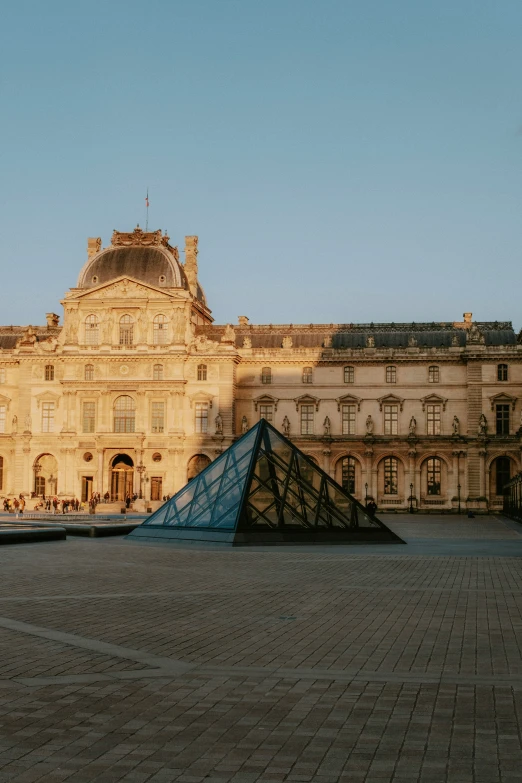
xmin=77 ymin=246 xmax=188 ymax=290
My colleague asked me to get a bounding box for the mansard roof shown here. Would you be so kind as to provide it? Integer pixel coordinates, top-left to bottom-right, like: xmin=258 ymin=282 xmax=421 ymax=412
xmin=196 ymin=321 xmax=517 ymax=349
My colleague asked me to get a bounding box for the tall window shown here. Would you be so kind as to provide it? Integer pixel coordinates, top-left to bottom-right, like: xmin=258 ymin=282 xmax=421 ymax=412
xmin=496 ymin=404 xmax=510 ymax=435
xmin=383 ymin=457 xmax=398 ymax=494
xmin=302 ymin=367 xmax=313 ymax=384
xmin=427 ymin=457 xmax=441 ymax=495
xmin=0 ymin=456 xmax=3 ymax=491
xmin=428 ymin=366 xmax=440 ymax=383
xmin=259 ymin=404 xmax=273 ymax=422
xmin=0 ymin=405 xmax=5 ymax=433
xmin=45 ymin=365 xmax=54 ymax=381
xmin=84 ymin=364 xmax=94 ymax=381
xmin=384 ymin=404 xmax=398 ymax=435
xmin=42 ymin=402 xmax=55 ymax=432
xmin=427 ymin=404 xmax=441 ymax=435
xmin=386 ymin=366 xmax=396 ymax=384
xmin=119 ymin=315 xmax=134 ymax=346
xmin=0 ymin=368 xmax=5 ymax=383
xmin=153 ymin=314 xmax=168 ymax=345
xmin=113 ymin=395 xmax=135 ymax=433
xmin=495 ymin=456 xmax=511 ymax=495
xmin=342 ymin=404 xmax=356 ymax=435
xmin=84 ymin=315 xmax=99 ymax=345
xmin=82 ymin=402 xmax=95 ymax=433
xmin=197 ymin=364 xmax=207 ymax=381
xmin=341 ymin=456 xmax=356 ymax=494
xmin=195 ymin=402 xmax=208 ymax=434
xmin=153 ymin=364 xmax=164 ymax=381
xmin=261 ymin=367 xmax=272 ymax=384
xmin=151 ymin=401 xmax=165 ymax=433
xmin=344 ymin=366 xmax=355 ymax=384
xmin=497 ymin=364 xmax=508 ymax=381
xmin=300 ymin=405 xmax=314 ymax=435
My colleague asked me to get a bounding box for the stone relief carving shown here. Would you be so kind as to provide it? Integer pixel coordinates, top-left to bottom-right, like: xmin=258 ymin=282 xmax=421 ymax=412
xmin=11 ymin=415 xmax=17 ymax=433
xmin=102 ymin=311 xmax=114 ymax=343
xmin=24 ymin=414 xmax=31 ymax=432
xmin=172 ymin=308 xmax=185 ymax=342
xmin=242 ymin=336 xmax=252 ymax=349
xmin=451 ymin=334 xmax=460 ymax=346
xmin=282 ymin=336 xmax=293 ymax=349
xmin=65 ymin=309 xmax=80 ymax=343
xmin=468 ymin=324 xmax=485 ymax=344
xmin=408 ymin=335 xmax=417 ymax=347
xmin=323 ymin=335 xmax=332 ymax=348
xmin=137 ymin=309 xmax=148 ymax=342
xmin=221 ymin=324 xmax=236 ymax=343
xmin=366 ymin=335 xmax=375 ymax=348
xmin=111 ymin=227 xmax=165 ymax=247
xmin=194 ymin=335 xmax=219 ymax=352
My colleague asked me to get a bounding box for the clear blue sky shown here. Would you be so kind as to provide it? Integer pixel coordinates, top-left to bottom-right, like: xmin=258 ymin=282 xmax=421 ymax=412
xmin=1 ymin=0 xmax=521 ymax=328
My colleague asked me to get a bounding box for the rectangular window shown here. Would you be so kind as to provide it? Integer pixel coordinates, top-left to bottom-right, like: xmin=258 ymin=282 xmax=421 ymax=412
xmin=195 ymin=402 xmax=208 ymax=434
xmin=302 ymin=367 xmax=313 ymax=384
xmin=300 ymin=405 xmax=314 ymax=435
xmin=497 ymin=364 xmax=508 ymax=381
xmin=151 ymin=401 xmax=165 ymax=433
xmin=82 ymin=402 xmax=95 ymax=433
xmin=496 ymin=404 xmax=510 ymax=435
xmin=150 ymin=477 xmax=163 ymax=501
xmin=386 ymin=366 xmax=396 ymax=383
xmin=428 ymin=366 xmax=440 ymax=383
xmin=261 ymin=367 xmax=272 ymax=384
xmin=384 ymin=404 xmax=398 ymax=435
xmin=0 ymin=368 xmax=5 ymax=383
xmin=259 ymin=404 xmax=273 ymax=422
xmin=344 ymin=366 xmax=354 ymax=384
xmin=426 ymin=404 xmax=441 ymax=435
xmin=342 ymin=404 xmax=356 ymax=435
xmin=0 ymin=405 xmax=5 ymax=433
xmin=42 ymin=402 xmax=55 ymax=433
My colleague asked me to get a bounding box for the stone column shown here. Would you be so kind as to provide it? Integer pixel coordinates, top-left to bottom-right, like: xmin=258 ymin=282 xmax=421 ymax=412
xmin=408 ymin=448 xmax=417 ymax=503
xmin=364 ymin=446 xmax=375 ymax=500
xmin=22 ymin=439 xmax=32 ymax=496
xmin=322 ymin=447 xmax=331 ymax=476
xmin=97 ymin=446 xmax=104 ymax=496
xmin=479 ymin=447 xmax=487 ymax=499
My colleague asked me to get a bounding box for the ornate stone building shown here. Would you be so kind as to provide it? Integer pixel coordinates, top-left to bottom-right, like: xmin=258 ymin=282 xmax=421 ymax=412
xmin=0 ymin=226 xmax=520 ymax=512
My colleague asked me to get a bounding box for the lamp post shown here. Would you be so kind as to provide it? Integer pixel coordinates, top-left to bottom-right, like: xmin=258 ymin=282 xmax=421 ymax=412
xmin=34 ymin=461 xmax=42 ymax=495
xmin=409 ymin=482 xmax=414 ymax=514
xmin=137 ymin=462 xmax=145 ymax=500
xmin=365 ymin=482 xmax=368 ymax=506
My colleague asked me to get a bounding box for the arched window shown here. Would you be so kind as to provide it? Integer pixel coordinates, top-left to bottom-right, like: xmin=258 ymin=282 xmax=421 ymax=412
xmin=261 ymin=367 xmax=272 ymax=384
xmin=197 ymin=364 xmax=207 ymax=381
xmin=45 ymin=365 xmax=54 ymax=381
xmin=153 ymin=314 xmax=168 ymax=345
xmin=494 ymin=456 xmax=511 ymax=496
xmin=383 ymin=457 xmax=398 ymax=495
xmin=84 ymin=364 xmax=94 ymax=381
xmin=302 ymin=367 xmax=313 ymax=384
xmin=426 ymin=457 xmax=441 ymax=495
xmin=344 ymin=366 xmax=354 ymax=384
xmin=340 ymin=456 xmax=356 ymax=494
xmin=85 ymin=314 xmax=99 ymax=345
xmin=153 ymin=364 xmax=164 ymax=381
xmin=428 ymin=366 xmax=440 ymax=383
xmin=498 ymin=364 xmax=508 ymax=381
xmin=119 ymin=315 xmax=134 ymax=346
xmin=113 ymin=395 xmax=136 ymax=433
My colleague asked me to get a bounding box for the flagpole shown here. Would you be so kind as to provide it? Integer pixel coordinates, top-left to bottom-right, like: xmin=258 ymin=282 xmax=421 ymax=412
xmin=145 ymin=189 xmax=149 ymax=231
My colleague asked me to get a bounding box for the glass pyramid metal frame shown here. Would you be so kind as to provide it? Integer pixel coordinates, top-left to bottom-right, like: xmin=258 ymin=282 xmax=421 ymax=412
xmin=128 ymin=419 xmax=405 ymax=545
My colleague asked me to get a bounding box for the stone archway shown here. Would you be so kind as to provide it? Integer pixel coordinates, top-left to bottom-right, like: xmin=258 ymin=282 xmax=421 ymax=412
xmin=110 ymin=454 xmax=134 ymax=501
xmin=33 ymin=453 xmax=58 ymax=497
xmin=187 ymin=454 xmax=211 ymax=481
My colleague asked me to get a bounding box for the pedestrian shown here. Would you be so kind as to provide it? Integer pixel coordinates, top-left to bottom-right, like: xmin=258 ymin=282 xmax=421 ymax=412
xmin=13 ymin=498 xmax=20 ymax=518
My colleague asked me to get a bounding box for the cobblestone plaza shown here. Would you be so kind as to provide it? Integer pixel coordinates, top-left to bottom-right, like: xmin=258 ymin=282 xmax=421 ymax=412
xmin=1 ymin=515 xmax=522 ymax=782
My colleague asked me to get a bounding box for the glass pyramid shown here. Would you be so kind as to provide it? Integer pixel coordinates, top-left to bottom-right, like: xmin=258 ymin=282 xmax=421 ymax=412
xmin=128 ymin=419 xmax=404 ymax=545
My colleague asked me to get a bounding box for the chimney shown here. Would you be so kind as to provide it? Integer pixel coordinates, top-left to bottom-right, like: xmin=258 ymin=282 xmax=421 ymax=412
xmin=238 ymin=316 xmax=249 ymax=326
xmin=463 ymin=312 xmax=472 ymax=325
xmin=45 ymin=313 xmax=60 ymax=328
xmin=87 ymin=237 xmax=102 ymax=258
xmin=184 ymin=235 xmax=199 ymax=296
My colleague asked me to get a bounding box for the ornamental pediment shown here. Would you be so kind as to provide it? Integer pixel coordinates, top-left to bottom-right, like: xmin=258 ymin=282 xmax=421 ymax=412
xmin=188 ymin=391 xmax=214 ymax=408
xmin=336 ymin=393 xmax=362 ymax=411
xmin=420 ymin=393 xmax=448 ymax=412
xmin=377 ymin=394 xmax=405 ymax=411
xmin=253 ymin=394 xmax=279 ymax=412
xmin=67 ymin=276 xmax=183 ymax=302
xmin=489 ymin=392 xmax=517 ymax=410
xmin=294 ymin=394 xmax=320 ymax=411
xmin=35 ymin=391 xmax=61 ymax=408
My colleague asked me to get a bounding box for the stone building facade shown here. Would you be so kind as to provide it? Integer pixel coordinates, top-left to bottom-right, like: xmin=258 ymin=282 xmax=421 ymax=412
xmin=0 ymin=226 xmax=520 ymax=512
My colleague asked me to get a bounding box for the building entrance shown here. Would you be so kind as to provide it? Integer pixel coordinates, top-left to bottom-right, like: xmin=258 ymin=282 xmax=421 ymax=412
xmin=81 ymin=476 xmax=93 ymax=503
xmin=110 ymin=454 xmax=134 ymax=501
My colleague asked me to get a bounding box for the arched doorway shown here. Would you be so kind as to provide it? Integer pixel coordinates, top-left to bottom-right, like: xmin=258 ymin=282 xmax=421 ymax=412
xmin=187 ymin=454 xmax=211 ymax=481
xmin=110 ymin=454 xmax=134 ymax=501
xmin=490 ymin=456 xmax=513 ymax=500
xmin=33 ymin=454 xmax=58 ymax=497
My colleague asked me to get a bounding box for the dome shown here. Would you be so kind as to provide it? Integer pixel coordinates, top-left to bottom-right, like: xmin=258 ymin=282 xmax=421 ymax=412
xmin=76 ymin=227 xmax=188 ymax=291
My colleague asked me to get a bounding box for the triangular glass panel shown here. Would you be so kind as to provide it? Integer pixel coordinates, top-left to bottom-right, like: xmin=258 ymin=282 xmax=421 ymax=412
xmin=128 ymin=419 xmax=404 ymax=545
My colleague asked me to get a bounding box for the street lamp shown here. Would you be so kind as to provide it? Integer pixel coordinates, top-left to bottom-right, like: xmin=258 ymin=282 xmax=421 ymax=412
xmin=365 ymin=482 xmax=368 ymax=505
xmin=409 ymin=482 xmax=414 ymax=514
xmin=34 ymin=461 xmax=42 ymax=496
xmin=137 ymin=462 xmax=145 ymax=500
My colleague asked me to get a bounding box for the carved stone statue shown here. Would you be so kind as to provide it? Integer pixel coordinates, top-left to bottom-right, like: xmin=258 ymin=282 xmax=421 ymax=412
xmin=409 ymin=416 xmax=417 ymax=436
xmin=366 ymin=335 xmax=375 ymax=348
xmin=451 ymin=334 xmax=460 ymax=346
xmin=282 ymin=415 xmax=290 ymax=436
xmin=242 ymin=336 xmax=252 ymax=349
xmin=214 ymin=413 xmax=223 ymax=435
xmin=452 ymin=415 xmax=460 ymax=435
xmin=221 ymin=324 xmax=235 ymax=343
xmin=102 ymin=312 xmax=114 ymax=343
xmin=11 ymin=415 xmax=17 ymax=433
xmin=282 ymin=336 xmax=293 ymax=349
xmin=408 ymin=335 xmax=417 ymax=347
xmin=241 ymin=415 xmax=249 ymax=433
xmin=24 ymin=414 xmax=31 ymax=432
xmin=478 ymin=413 xmax=488 ymax=436
xmin=323 ymin=335 xmax=332 ymax=348
xmin=323 ymin=416 xmax=331 ymax=436
xmin=365 ymin=415 xmax=374 ymax=435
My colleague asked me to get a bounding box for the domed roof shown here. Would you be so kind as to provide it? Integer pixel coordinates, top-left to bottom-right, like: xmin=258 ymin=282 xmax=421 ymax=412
xmin=76 ymin=227 xmax=188 ymax=292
